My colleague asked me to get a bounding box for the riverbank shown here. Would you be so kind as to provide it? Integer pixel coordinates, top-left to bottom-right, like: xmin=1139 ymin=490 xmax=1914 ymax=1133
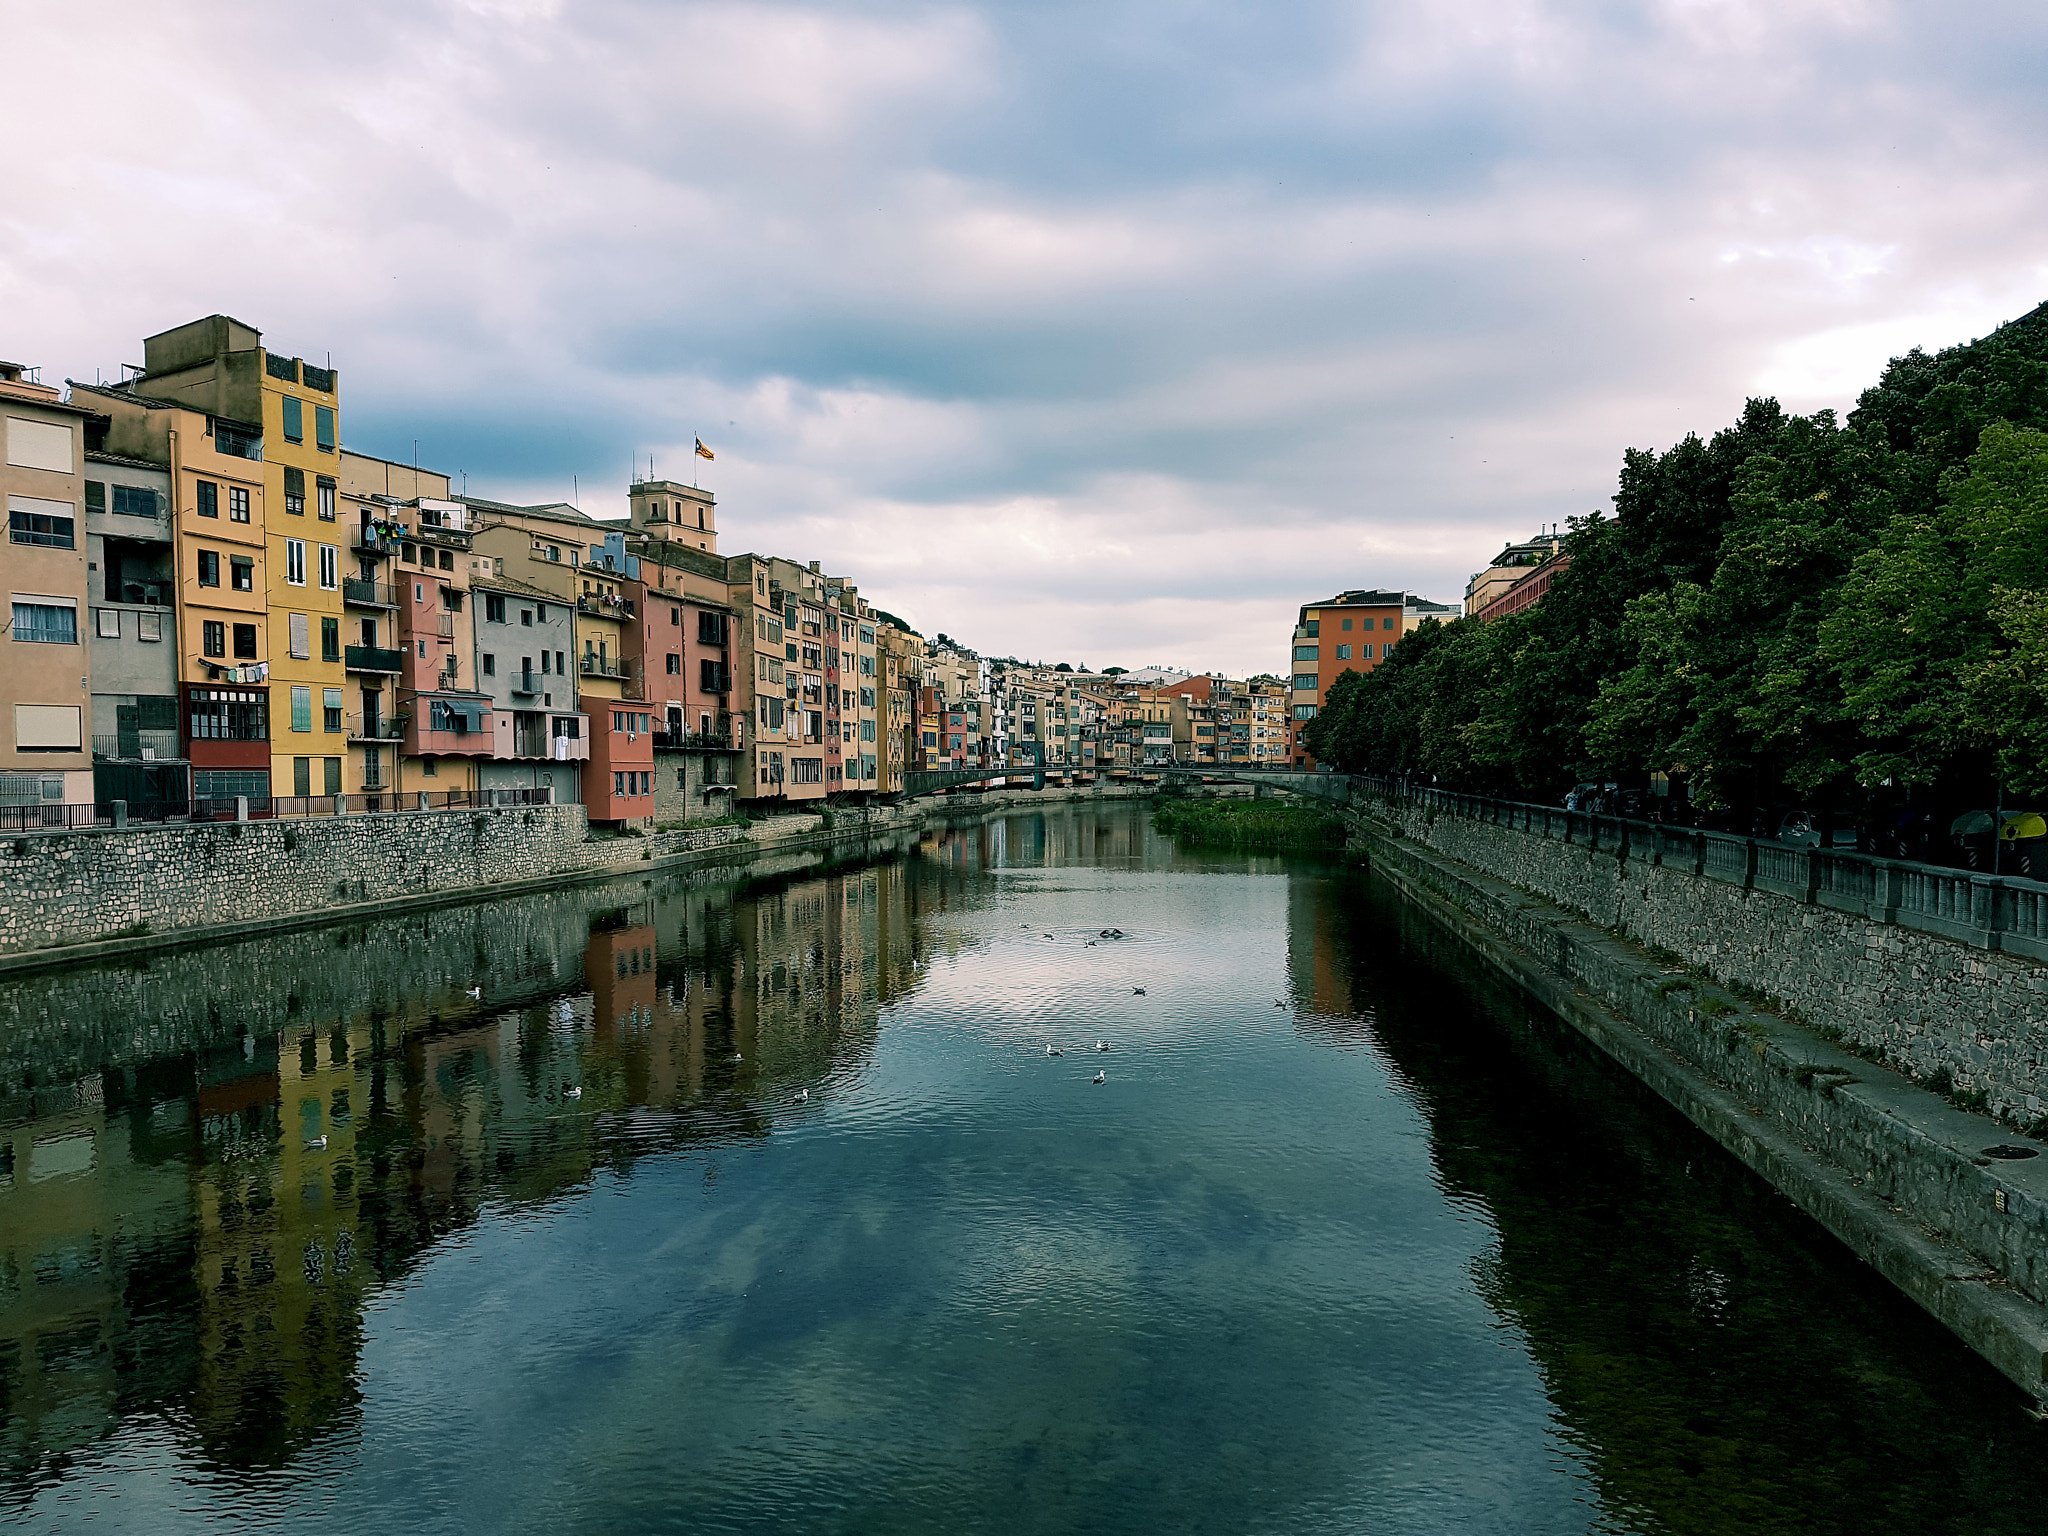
xmin=1339 ymin=799 xmax=2048 ymax=1403
xmin=0 ymin=780 xmax=1183 ymax=976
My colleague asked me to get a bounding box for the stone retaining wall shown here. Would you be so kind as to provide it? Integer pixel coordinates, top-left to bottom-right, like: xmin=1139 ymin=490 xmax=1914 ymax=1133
xmin=1334 ymin=792 xmax=2048 ymax=1128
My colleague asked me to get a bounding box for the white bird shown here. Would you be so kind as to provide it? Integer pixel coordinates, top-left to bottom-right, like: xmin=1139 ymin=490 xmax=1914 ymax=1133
xmin=1085 ymin=941 xmax=1097 ymax=947
xmin=731 ymin=1052 xmax=744 ymax=1062
xmin=1095 ymin=1040 xmax=1108 ymax=1052
xmin=1273 ymin=999 xmax=1286 ymax=1008
xmin=566 ymin=1085 xmax=582 ymax=1099
xmin=305 ymin=1135 xmax=327 ymax=1150
xmin=798 ymin=1088 xmax=809 ymax=1101
xmin=466 ymin=986 xmax=482 ymax=1000
xmin=1046 ymin=1045 xmax=1063 ymax=1056
xmin=1092 ymin=1071 xmax=1105 ymax=1084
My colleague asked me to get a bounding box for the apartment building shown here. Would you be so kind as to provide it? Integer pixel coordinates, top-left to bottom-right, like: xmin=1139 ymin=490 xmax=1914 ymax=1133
xmin=468 ymin=573 xmax=588 ymax=803
xmin=2 ymin=362 xmax=96 ymax=809
xmin=74 ymin=377 xmax=274 ymax=802
xmin=1466 ymin=528 xmax=1567 ymax=620
xmin=82 ymin=451 xmax=184 ymax=804
xmin=1287 ymin=588 xmax=1460 ymax=766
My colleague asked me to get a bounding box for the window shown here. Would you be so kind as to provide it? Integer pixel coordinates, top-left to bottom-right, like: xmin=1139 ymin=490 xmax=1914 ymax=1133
xmin=197 ymin=550 xmax=220 ymax=587
xmin=286 ymin=538 xmax=306 ymax=585
xmin=613 ymin=772 xmax=626 ymax=798
xmin=1293 ymin=704 xmax=1317 ymax=720
xmin=196 ymin=480 xmax=218 ymax=517
xmin=8 ymin=499 xmax=75 ymax=548
xmin=291 ymin=685 xmax=312 ymax=732
xmin=229 ymin=486 xmax=250 ymax=522
xmin=284 ymin=465 xmax=305 ymax=515
xmin=520 ymin=608 xmax=532 ymax=627
xmin=1341 ymin=618 xmax=1352 ymax=631
xmin=289 ymin=612 xmax=309 ymax=659
xmin=1293 ymin=673 xmax=1317 ymax=690
xmin=860 ymin=686 xmax=875 ymax=708
xmin=482 ymin=653 xmax=495 ymax=676
xmin=188 ymin=689 xmax=267 ymax=740
xmin=6 ymin=416 xmax=73 ymax=471
xmin=1336 ymin=645 xmax=1350 ymax=660
xmin=12 ymin=601 xmax=76 ymax=644
xmin=666 ymin=653 xmax=680 ymax=674
xmin=324 ymin=688 xmax=343 ymax=732
xmin=315 ymin=405 xmax=335 ymax=452
xmin=112 ymin=485 xmax=158 ymax=518
xmin=229 ymin=556 xmax=254 ymax=592
xmin=211 ymin=419 xmax=262 ymax=460
xmin=232 ymin=623 xmax=257 ymax=659
xmin=321 ymin=616 xmax=340 ymax=662
xmin=319 ymin=544 xmax=338 ymax=590
xmin=794 ymin=757 xmax=823 ymax=784
xmin=96 ymin=608 xmax=121 ymax=638
xmin=1383 ymin=617 xmax=1396 ymax=630
xmin=1293 ymin=645 xmax=1317 ymax=661
xmin=293 ymin=757 xmax=311 ymax=796
xmin=203 ymin=620 xmax=225 ymax=657
xmin=485 ymin=593 xmax=506 ymax=623
xmin=282 ymin=396 xmax=304 ymax=443
xmin=317 ymin=480 xmax=336 ymax=520
xmin=13 ymin=703 xmax=81 ymax=749
xmin=323 ymin=757 xmax=342 ymax=794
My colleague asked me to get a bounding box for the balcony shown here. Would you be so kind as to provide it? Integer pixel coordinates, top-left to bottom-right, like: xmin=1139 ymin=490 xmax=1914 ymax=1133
xmin=351 ymin=524 xmax=407 ymax=557
xmin=343 ymin=577 xmax=399 ymax=608
xmin=509 ymin=671 xmax=541 ymax=696
xmin=92 ymin=730 xmax=182 ymax=761
xmin=344 ymin=644 xmax=405 ymax=674
xmin=415 ymin=522 xmax=471 ymax=551
xmin=576 ymin=594 xmax=635 ymax=619
xmin=347 ymin=712 xmax=407 ymax=742
xmin=651 ymin=729 xmax=736 ymax=751
xmin=579 ymin=656 xmax=623 ymax=679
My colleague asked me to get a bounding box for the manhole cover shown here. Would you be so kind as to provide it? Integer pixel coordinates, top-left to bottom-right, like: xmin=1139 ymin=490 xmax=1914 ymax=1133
xmin=1981 ymin=1145 xmax=2039 ymax=1161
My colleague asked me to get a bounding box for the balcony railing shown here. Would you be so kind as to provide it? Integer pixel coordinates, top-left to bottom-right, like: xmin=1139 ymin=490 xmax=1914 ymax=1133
xmin=576 ymin=594 xmax=636 ymax=619
xmin=510 ymin=671 xmax=541 ymax=696
xmin=91 ymin=730 xmax=182 ymax=760
xmin=345 ymin=644 xmax=405 ymax=673
xmin=579 ymin=656 xmax=623 ymax=678
xmin=343 ymin=577 xmax=399 ymax=607
xmin=346 ymin=713 xmax=408 ymax=742
xmin=351 ymin=524 xmax=407 ymax=556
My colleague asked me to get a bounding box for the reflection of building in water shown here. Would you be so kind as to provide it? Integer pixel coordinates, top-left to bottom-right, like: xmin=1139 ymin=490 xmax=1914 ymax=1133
xmin=0 ymin=827 xmax=1027 ymax=1487
xmin=0 ymin=1074 xmax=196 ymax=1481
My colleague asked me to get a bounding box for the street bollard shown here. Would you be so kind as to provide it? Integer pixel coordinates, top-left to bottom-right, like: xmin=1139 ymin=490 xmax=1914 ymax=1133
xmin=234 ymin=796 xmax=248 ymax=822
xmin=112 ymin=799 xmax=128 ymax=828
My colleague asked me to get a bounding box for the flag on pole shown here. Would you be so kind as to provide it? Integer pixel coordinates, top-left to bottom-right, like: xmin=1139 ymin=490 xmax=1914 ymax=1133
xmin=695 ymin=438 xmax=715 ymax=461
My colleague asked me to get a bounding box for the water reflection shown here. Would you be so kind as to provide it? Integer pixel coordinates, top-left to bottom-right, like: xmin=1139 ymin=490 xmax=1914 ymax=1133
xmin=3 ymin=804 xmax=2046 ymax=1534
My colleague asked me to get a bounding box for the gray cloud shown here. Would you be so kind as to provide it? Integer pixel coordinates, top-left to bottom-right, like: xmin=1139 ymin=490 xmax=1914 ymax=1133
xmin=6 ymin=0 xmax=2045 ymax=674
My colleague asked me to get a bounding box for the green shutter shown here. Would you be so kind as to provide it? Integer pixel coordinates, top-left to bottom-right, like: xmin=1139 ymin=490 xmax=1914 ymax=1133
xmin=282 ymin=397 xmax=304 ymax=442
xmin=291 ymin=685 xmax=312 ymax=732
xmin=315 ymin=406 xmax=335 ymax=450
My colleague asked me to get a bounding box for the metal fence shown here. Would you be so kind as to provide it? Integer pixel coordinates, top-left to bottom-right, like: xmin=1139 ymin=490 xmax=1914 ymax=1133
xmin=1 ymin=786 xmax=558 ymax=834
xmin=1339 ymin=773 xmax=2048 ymax=966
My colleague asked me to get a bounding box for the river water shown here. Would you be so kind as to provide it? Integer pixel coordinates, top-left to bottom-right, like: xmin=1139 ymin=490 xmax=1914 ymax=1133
xmin=1 ymin=802 xmax=2044 ymax=1534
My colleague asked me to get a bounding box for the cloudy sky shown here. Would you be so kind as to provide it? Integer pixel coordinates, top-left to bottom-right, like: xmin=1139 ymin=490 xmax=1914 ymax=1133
xmin=6 ymin=0 xmax=2045 ymax=675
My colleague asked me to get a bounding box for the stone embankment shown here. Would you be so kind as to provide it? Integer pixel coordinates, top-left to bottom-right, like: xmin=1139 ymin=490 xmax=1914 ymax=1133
xmin=0 ymin=781 xmax=1159 ymax=972
xmin=1297 ymin=777 xmax=2048 ymax=1402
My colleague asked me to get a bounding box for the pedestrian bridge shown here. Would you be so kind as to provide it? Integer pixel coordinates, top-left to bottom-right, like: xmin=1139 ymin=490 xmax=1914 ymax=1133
xmin=898 ymin=765 xmax=1349 ymax=802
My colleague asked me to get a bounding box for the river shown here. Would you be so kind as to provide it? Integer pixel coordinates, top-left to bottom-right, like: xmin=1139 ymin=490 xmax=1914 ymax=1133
xmin=1 ymin=801 xmax=2043 ymax=1534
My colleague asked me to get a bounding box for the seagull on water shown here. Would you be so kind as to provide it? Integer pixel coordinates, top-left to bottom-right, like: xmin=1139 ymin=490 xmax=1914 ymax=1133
xmin=1132 ymin=987 xmax=1146 ymax=996
xmin=1273 ymin=999 xmax=1286 ymax=1008
xmin=467 ymin=986 xmax=482 ymax=1000
xmin=1092 ymin=1071 xmax=1106 ymax=1084
xmin=566 ymin=1085 xmax=582 ymax=1099
xmin=305 ymin=1135 xmax=327 ymax=1150
xmin=798 ymin=1088 xmax=809 ymax=1102
xmin=1046 ymin=1045 xmax=1063 ymax=1056
xmin=1095 ymin=1040 xmax=1108 ymax=1052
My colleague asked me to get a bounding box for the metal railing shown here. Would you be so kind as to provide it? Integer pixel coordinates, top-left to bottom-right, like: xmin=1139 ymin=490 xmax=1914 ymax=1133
xmin=576 ymin=595 xmax=636 ymax=618
xmin=579 ymin=657 xmax=623 ymax=678
xmin=7 ymin=785 xmax=562 ymax=833
xmin=91 ymin=731 xmax=181 ymax=760
xmin=1311 ymin=773 xmax=2048 ymax=967
xmin=346 ymin=713 xmax=407 ymax=742
xmin=345 ymin=644 xmax=405 ymax=673
xmin=650 ymin=730 xmax=735 ymax=750
xmin=342 ymin=577 xmax=399 ymax=607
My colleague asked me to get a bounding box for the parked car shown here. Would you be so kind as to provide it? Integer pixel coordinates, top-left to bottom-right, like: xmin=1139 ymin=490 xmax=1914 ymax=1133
xmin=1773 ymin=809 xmax=1859 ymax=850
xmin=1950 ymin=809 xmax=2048 ymax=874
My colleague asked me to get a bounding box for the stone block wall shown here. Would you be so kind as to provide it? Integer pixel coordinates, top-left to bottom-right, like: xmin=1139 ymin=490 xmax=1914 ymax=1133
xmin=1355 ymin=796 xmax=2048 ymax=1126
xmin=0 ymin=807 xmax=749 ymax=958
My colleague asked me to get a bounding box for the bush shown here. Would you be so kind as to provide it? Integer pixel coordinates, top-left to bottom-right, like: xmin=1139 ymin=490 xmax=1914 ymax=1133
xmin=1151 ymin=798 xmax=1348 ymax=850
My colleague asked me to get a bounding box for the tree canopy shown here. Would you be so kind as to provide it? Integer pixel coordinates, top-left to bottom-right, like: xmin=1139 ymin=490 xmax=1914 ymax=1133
xmin=1305 ymin=303 xmax=2048 ymax=806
